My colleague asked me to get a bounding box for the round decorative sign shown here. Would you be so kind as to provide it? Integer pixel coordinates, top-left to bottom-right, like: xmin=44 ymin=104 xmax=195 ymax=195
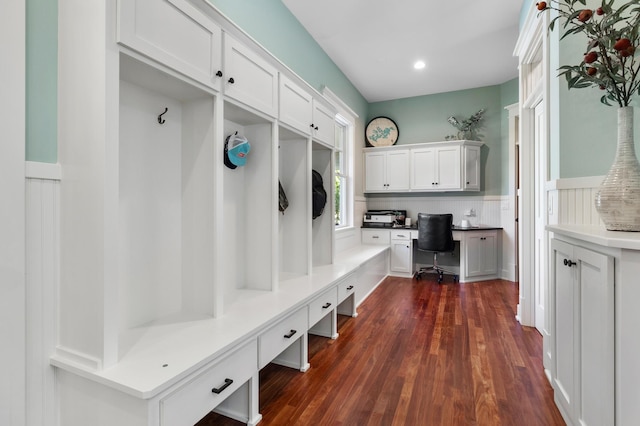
xmin=365 ymin=116 xmax=399 ymax=147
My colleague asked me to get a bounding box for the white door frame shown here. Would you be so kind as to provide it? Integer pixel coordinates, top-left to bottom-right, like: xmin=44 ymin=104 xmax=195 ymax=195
xmin=514 ymin=6 xmax=550 ymax=329
xmin=0 ymin=2 xmax=26 ymax=425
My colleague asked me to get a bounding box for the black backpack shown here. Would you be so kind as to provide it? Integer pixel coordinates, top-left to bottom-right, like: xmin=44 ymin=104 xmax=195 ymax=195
xmin=312 ymin=170 xmax=327 ymax=220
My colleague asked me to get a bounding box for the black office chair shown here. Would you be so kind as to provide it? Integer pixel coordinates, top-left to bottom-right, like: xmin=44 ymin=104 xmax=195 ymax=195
xmin=414 ymin=213 xmax=459 ymax=283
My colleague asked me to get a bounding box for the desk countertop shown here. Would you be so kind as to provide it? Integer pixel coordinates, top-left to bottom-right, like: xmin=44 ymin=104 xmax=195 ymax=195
xmin=361 ymin=225 xmax=502 ymax=231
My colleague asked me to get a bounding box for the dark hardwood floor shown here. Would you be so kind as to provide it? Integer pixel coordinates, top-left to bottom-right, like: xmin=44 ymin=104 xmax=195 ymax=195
xmin=198 ymin=276 xmax=565 ymax=425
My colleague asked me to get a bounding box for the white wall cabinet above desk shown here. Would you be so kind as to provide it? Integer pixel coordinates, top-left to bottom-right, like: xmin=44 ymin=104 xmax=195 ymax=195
xmin=364 ymin=149 xmax=410 ymax=191
xmin=363 ymin=140 xmax=483 ymax=193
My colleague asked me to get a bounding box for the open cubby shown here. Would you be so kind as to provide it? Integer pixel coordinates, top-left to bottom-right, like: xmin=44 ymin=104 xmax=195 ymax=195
xmin=118 ymin=54 xmax=217 ymax=355
xmin=222 ymin=101 xmax=275 ymax=311
xmin=278 ymin=126 xmax=311 ymax=281
xmin=312 ymin=142 xmax=334 ymax=267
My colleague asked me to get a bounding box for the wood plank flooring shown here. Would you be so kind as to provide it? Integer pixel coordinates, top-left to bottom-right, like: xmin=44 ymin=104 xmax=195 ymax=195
xmin=198 ymin=276 xmax=565 ymax=425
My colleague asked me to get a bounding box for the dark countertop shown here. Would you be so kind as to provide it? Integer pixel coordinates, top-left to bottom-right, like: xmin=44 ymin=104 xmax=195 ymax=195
xmin=361 ymin=224 xmax=503 ymax=231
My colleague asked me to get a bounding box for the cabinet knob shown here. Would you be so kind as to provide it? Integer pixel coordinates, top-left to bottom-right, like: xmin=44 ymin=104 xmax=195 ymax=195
xmin=310 ymin=123 xmax=314 ymax=128
xmin=212 ymin=378 xmax=233 ymax=394
xmin=467 ymin=181 xmax=470 ymax=184
xmin=228 ymin=77 xmax=235 ymax=84
xmin=216 ymin=70 xmax=223 ymax=77
xmin=563 ymin=259 xmax=576 ymax=267
xmin=315 ymin=126 xmax=319 ymax=130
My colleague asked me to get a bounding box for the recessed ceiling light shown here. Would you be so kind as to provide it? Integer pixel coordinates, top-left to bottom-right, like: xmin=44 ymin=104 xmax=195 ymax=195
xmin=414 ymin=60 xmax=426 ymax=70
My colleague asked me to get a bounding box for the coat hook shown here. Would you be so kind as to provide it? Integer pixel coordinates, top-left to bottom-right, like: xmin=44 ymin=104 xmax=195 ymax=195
xmin=158 ymin=107 xmax=168 ymax=124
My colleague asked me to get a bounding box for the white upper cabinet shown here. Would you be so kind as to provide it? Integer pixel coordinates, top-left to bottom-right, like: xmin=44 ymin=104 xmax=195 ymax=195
xmin=364 ymin=140 xmax=483 ymax=193
xmin=411 ymin=145 xmax=460 ymax=190
xmin=463 ymin=145 xmax=481 ymax=190
xmin=278 ymin=74 xmax=336 ymax=146
xmin=223 ymin=35 xmax=278 ymax=117
xmin=279 ymin=74 xmax=313 ymax=135
xmin=364 ymin=150 xmax=410 ymax=192
xmin=311 ymin=101 xmax=336 ymax=147
xmin=117 ymin=0 xmax=223 ymax=91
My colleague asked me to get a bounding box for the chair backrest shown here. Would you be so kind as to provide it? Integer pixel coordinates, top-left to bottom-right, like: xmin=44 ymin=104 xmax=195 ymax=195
xmin=417 ymin=213 xmax=454 ymax=253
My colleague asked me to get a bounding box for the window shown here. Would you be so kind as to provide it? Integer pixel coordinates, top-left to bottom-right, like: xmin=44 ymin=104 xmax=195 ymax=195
xmin=334 ymin=113 xmax=353 ymax=228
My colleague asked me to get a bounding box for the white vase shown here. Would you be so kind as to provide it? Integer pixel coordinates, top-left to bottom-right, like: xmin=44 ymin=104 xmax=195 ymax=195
xmin=595 ymin=106 xmax=640 ymax=231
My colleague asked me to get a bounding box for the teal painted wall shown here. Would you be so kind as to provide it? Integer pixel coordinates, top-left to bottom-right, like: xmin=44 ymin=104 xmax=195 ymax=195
xmin=367 ymin=81 xmax=518 ymax=196
xmin=207 ymin=0 xmax=368 ymax=120
xmin=26 ymin=0 xmax=58 ymax=163
xmin=501 ymin=78 xmax=519 ymax=194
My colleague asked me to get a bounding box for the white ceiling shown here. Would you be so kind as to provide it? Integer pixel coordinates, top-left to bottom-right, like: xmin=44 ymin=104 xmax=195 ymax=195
xmin=282 ymin=0 xmax=524 ymax=103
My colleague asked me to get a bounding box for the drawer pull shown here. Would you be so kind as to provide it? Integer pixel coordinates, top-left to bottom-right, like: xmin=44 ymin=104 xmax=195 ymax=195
xmin=284 ymin=329 xmax=297 ymax=339
xmin=211 ymin=378 xmax=233 ymax=394
xmin=372 ymin=236 xmax=379 ymax=239
xmin=322 ymin=302 xmax=332 ymax=309
xmin=347 ymin=285 xmax=354 ymax=291
xmin=397 ymin=234 xmax=406 ymax=238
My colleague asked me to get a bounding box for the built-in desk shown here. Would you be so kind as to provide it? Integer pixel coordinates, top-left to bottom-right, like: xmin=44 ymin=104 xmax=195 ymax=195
xmin=361 ymin=226 xmax=502 ymax=282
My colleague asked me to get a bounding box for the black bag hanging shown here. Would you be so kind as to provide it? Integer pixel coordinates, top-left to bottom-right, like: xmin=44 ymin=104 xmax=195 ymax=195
xmin=312 ymin=169 xmax=327 ymax=220
xmin=278 ymin=181 xmax=289 ymax=214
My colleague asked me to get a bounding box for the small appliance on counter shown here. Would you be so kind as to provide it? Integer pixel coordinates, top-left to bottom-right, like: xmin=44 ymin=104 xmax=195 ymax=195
xmin=363 ymin=210 xmax=407 ymax=228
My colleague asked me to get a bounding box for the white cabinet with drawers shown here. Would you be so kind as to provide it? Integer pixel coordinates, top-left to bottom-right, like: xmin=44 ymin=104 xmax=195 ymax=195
xmin=308 ymin=286 xmax=339 ymax=339
xmin=390 ymin=230 xmax=412 ymax=274
xmin=160 ymin=340 xmax=259 ymax=426
xmin=258 ymin=306 xmax=309 ymax=371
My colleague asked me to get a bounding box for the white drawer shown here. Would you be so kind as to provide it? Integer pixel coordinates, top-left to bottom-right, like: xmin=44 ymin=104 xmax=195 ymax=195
xmin=362 ymin=229 xmax=390 ymax=244
xmin=337 ymin=273 xmax=357 ymax=304
xmin=160 ymin=339 xmax=257 ymax=426
xmin=309 ymin=287 xmax=338 ymax=327
xmin=259 ymin=306 xmax=308 ymax=369
xmin=391 ymin=230 xmax=411 ymax=240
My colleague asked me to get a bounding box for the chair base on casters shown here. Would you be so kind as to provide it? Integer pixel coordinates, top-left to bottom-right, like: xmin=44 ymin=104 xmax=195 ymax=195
xmin=414 ymin=265 xmax=459 ymax=283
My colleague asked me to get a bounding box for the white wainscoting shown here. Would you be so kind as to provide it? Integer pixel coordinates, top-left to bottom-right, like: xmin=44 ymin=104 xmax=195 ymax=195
xmin=25 ymin=162 xmax=60 ymax=426
xmin=365 ymin=195 xmax=517 ymax=281
xmin=546 ymin=176 xmax=604 ymax=227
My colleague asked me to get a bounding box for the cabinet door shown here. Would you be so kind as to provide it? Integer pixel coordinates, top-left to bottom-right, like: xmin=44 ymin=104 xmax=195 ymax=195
xmin=312 ymin=101 xmax=336 ymax=147
xmin=390 ymin=240 xmax=412 ymax=273
xmin=364 ymin=152 xmax=387 ymax=191
xmin=551 ymin=239 xmax=614 ymax=426
xmin=551 ymin=238 xmax=577 ymax=423
xmin=386 ymin=151 xmax=410 ymax=190
xmin=464 ymin=232 xmax=497 ymax=277
xmin=279 ymin=75 xmax=312 ymax=135
xmin=463 ymin=145 xmax=480 ymax=190
xmin=435 ymin=145 xmax=461 ymax=189
xmin=224 ymin=36 xmax=278 ymax=117
xmin=117 ymin=0 xmax=223 ymax=91
xmin=574 ymin=245 xmax=614 ymax=426
xmin=410 ymin=148 xmax=437 ymax=190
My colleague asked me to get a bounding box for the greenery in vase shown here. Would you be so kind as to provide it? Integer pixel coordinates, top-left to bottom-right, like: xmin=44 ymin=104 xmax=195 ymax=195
xmin=445 ymin=109 xmax=485 ymax=140
xmin=537 ymin=0 xmax=640 ymax=107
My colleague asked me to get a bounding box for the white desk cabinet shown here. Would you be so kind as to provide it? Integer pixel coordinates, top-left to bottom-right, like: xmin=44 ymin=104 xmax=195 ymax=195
xmin=364 ymin=150 xmax=410 ymax=192
xmin=463 ymin=231 xmax=498 ymax=278
xmin=390 ymin=230 xmax=412 ymax=273
xmin=549 ymin=235 xmax=614 ymax=426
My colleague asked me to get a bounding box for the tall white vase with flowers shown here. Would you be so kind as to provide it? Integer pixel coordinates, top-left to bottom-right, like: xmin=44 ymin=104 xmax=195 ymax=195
xmin=538 ymin=0 xmax=640 ymax=231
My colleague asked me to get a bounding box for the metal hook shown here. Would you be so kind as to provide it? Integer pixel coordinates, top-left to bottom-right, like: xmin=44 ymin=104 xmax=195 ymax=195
xmin=158 ymin=107 xmax=168 ymax=124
